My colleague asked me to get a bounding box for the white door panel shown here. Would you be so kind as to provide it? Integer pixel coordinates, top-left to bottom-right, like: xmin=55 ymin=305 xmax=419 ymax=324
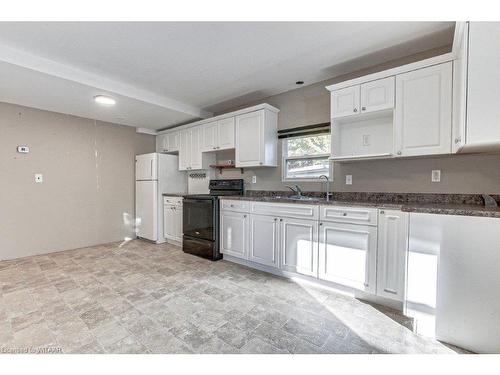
xmin=360 ymin=76 xmax=395 ymax=113
xmin=249 ymin=214 xmax=279 ymax=268
xmin=318 ymin=221 xmax=377 ymax=293
xmin=280 ymin=217 xmax=318 ymax=277
xmin=331 ymin=86 xmax=360 ymax=118
xmin=218 ymin=117 xmax=235 ymax=150
xmin=395 ymin=62 xmax=452 ymax=156
xmin=376 ymin=210 xmax=408 ymax=301
xmin=220 ymin=211 xmax=248 ymax=259
xmin=235 ymin=111 xmax=264 ymax=167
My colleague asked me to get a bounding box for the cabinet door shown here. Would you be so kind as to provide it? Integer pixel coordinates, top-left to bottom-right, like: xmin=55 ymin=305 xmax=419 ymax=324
xmin=190 ymin=127 xmax=203 ymax=170
xmin=156 ymin=134 xmax=168 ymax=153
xmin=163 ymin=205 xmax=176 ymax=240
xmin=202 ymin=121 xmax=218 ymax=152
xmin=178 ymin=130 xmax=191 ymax=170
xmin=248 ymin=214 xmax=279 ymax=268
xmin=175 ymin=207 xmax=183 ymax=242
xmin=360 ymin=76 xmax=395 ymax=113
xmin=167 ymin=132 xmax=179 ymax=152
xmin=280 ymin=217 xmax=318 ymax=277
xmin=376 ymin=210 xmax=408 ymax=301
xmin=235 ymin=111 xmax=264 ymax=167
xmin=318 ymin=221 xmax=377 ymax=293
xmin=220 ymin=211 xmax=248 ymax=259
xmin=466 ymin=22 xmax=500 ymax=147
xmin=218 ymin=117 xmax=235 ymax=150
xmin=331 ymin=86 xmax=360 ymax=118
xmin=395 ymin=62 xmax=452 ymax=157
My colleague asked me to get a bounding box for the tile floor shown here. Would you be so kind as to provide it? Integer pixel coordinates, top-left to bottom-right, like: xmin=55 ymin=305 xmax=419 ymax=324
xmin=0 ymin=240 xmax=459 ymax=354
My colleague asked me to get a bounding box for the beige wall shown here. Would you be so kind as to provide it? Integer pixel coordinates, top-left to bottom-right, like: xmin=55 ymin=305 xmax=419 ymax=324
xmin=214 ymin=46 xmax=500 ymax=194
xmin=0 ymin=102 xmax=156 ymax=260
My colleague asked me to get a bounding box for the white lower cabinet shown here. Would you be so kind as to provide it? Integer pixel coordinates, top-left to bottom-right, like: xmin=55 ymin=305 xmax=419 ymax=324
xmin=318 ymin=221 xmax=377 ymax=294
xmin=163 ymin=204 xmax=183 ymax=243
xmin=248 ymin=214 xmax=280 ymax=268
xmin=220 ymin=200 xmax=410 ymax=308
xmin=280 ymin=217 xmax=318 ymax=277
xmin=376 ymin=210 xmax=408 ymax=301
xmin=220 ymin=211 xmax=248 ymax=259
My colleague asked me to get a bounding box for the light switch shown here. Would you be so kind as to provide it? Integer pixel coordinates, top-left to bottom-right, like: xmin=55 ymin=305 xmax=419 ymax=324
xmin=431 ymin=170 xmax=441 ymax=183
xmin=345 ymin=175 xmax=352 ymax=185
xmin=35 ymin=174 xmax=43 ymax=183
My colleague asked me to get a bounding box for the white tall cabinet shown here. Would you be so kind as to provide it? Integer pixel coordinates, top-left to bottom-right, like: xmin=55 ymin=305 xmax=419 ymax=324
xmin=394 ymin=62 xmax=452 ymax=157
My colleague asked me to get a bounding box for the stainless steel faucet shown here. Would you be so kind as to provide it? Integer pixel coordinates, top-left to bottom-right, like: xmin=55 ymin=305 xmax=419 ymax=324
xmin=285 ymin=185 xmax=303 ymax=197
xmin=319 ymin=175 xmax=330 ymax=202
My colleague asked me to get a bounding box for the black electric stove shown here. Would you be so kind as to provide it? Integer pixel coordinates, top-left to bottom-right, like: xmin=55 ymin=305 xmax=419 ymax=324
xmin=182 ymin=179 xmax=244 ymax=260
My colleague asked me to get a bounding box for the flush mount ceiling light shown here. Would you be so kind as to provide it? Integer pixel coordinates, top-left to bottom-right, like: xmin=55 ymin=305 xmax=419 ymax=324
xmin=94 ymin=95 xmax=116 ymax=106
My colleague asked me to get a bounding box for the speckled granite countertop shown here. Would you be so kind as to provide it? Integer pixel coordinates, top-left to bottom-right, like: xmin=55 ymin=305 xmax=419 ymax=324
xmin=220 ymin=192 xmax=500 ymax=218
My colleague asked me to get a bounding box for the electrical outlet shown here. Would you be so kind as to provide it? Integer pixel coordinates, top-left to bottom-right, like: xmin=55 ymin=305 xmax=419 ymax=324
xmin=345 ymin=175 xmax=352 ymax=185
xmin=35 ymin=174 xmax=43 ymax=183
xmin=17 ymin=145 xmax=29 ymax=153
xmin=252 ymin=175 xmax=257 ymax=184
xmin=431 ymin=170 xmax=441 ymax=183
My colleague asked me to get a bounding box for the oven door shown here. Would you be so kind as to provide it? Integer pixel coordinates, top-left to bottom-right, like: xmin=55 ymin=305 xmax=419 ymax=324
xmin=183 ymin=198 xmax=215 ymax=241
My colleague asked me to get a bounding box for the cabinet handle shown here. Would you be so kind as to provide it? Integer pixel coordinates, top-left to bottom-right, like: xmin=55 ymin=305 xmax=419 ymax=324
xmin=259 ymin=162 xmax=263 ymax=165
xmin=364 ymin=283 xmax=369 ymax=287
xmin=243 ymin=214 xmax=247 ymax=218
xmin=319 ymin=222 xmax=323 ymax=226
xmin=361 ymin=106 xmax=366 ymax=111
xmin=279 ymin=218 xmax=283 ymax=222
xmin=455 ymin=138 xmax=461 ymax=144
xmin=397 ymin=151 xmax=402 ymax=156
xmin=274 ymin=218 xmax=277 ymax=221
xmin=230 ymin=204 xmax=234 ymax=208
xmin=353 ymin=108 xmax=358 ymax=113
xmin=342 ymin=212 xmax=347 ymax=216
xmin=380 ymin=210 xmax=385 ymax=214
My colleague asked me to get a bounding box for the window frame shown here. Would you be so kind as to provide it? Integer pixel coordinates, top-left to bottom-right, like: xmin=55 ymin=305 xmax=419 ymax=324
xmin=281 ymin=134 xmax=331 ymax=182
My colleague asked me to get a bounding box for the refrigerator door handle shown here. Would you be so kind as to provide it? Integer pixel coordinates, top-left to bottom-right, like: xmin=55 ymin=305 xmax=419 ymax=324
xmin=150 ymin=159 xmax=153 ymax=179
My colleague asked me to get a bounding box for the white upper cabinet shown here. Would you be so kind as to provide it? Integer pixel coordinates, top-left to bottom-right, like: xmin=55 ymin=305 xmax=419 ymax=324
xmin=280 ymin=217 xmax=318 ymax=277
xmin=235 ymin=109 xmax=278 ymax=167
xmin=394 ymin=62 xmax=452 ymax=157
xmin=157 ymin=132 xmax=179 ymax=153
xmin=202 ymin=121 xmax=218 ymax=152
xmin=459 ymin=22 xmax=500 ymax=152
xmin=189 ymin=126 xmax=203 ymax=170
xmin=217 ymin=117 xmax=235 ymax=150
xmin=201 ymin=117 xmax=235 ymax=152
xmin=331 ymin=86 xmax=360 ymax=118
xmin=376 ymin=210 xmax=408 ymax=302
xmin=178 ymin=129 xmax=191 ymax=170
xmin=360 ymin=76 xmax=395 ymax=114
xmin=248 ymin=214 xmax=279 ymax=268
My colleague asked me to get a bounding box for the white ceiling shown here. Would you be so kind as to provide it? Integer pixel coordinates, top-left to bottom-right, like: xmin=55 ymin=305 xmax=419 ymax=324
xmin=0 ymin=22 xmax=455 ymax=130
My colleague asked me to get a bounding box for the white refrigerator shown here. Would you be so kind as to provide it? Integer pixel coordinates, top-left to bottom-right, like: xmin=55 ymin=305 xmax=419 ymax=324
xmin=135 ymin=153 xmax=186 ymax=243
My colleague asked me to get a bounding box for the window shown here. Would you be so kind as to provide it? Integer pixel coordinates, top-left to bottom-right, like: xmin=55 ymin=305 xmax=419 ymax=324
xmin=282 ymin=134 xmax=331 ymax=181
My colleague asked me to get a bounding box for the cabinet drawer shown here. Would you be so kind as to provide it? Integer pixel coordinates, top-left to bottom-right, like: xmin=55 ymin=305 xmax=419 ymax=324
xmin=163 ymin=196 xmax=183 ymax=206
xmin=250 ymin=202 xmax=319 ymax=220
xmin=320 ymin=206 xmax=378 ymax=226
xmin=220 ymin=199 xmax=249 ymax=213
